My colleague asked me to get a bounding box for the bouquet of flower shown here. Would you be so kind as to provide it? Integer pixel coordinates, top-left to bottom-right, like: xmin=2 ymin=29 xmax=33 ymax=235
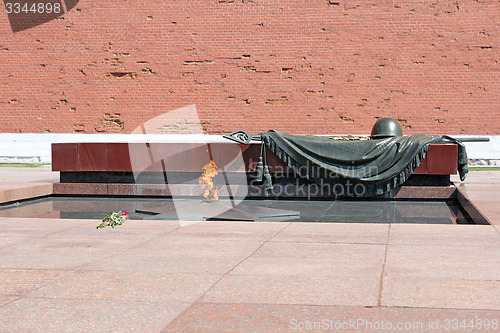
xmin=96 ymin=211 xmax=128 ymax=229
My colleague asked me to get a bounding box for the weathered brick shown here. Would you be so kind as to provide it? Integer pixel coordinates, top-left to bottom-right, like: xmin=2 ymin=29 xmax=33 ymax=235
xmin=0 ymin=0 xmax=499 ymax=135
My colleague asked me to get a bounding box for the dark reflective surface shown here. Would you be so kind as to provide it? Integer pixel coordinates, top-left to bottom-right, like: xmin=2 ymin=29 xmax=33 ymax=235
xmin=0 ymin=196 xmax=479 ymax=224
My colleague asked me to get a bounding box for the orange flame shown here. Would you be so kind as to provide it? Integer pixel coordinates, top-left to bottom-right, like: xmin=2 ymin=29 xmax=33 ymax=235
xmin=199 ymin=160 xmax=219 ymax=200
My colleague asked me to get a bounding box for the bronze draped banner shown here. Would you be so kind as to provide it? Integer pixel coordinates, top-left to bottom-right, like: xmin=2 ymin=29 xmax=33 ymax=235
xmin=260 ymin=131 xmax=468 ymax=198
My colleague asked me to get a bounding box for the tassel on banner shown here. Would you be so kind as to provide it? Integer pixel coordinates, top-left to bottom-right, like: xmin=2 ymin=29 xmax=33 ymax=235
xmin=255 ymin=142 xmax=265 ymax=182
xmin=264 ymin=165 xmax=273 ymax=192
xmin=256 ymin=157 xmax=264 ymax=182
xmin=262 ymin=142 xmax=273 ymax=192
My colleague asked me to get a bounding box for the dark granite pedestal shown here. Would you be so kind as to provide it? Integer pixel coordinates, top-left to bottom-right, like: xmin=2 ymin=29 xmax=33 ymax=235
xmin=52 ymin=142 xmax=460 ymax=199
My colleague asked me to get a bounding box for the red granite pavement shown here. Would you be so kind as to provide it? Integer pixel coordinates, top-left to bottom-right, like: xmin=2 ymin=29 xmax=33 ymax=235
xmin=0 ymin=168 xmax=498 ymax=332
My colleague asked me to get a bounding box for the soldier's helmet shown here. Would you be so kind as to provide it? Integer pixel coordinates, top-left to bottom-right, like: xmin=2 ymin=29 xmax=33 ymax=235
xmin=370 ymin=118 xmax=403 ymax=138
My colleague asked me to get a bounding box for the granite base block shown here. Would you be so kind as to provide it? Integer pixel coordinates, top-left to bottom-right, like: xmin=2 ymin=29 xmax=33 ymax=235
xmin=52 ymin=183 xmax=457 ymax=200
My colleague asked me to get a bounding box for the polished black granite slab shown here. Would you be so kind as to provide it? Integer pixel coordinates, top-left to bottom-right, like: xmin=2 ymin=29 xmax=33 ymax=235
xmin=0 ymin=197 xmax=479 ymax=224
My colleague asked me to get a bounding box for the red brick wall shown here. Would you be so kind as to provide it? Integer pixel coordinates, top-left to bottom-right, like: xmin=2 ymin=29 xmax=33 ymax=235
xmin=0 ymin=0 xmax=499 ymax=135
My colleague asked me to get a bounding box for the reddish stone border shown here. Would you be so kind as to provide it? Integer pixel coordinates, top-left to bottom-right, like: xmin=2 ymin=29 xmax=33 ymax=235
xmin=52 ymin=143 xmax=458 ymax=175
xmin=52 ymin=183 xmax=457 ymax=200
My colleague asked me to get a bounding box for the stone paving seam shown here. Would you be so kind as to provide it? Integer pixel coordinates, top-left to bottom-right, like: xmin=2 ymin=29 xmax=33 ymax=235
xmin=492 ymin=224 xmax=500 ymax=236
xmin=268 ymin=240 xmax=390 ymax=245
xmin=314 ymin=201 xmax=336 ymax=222
xmin=24 ymin=295 xmax=196 ymax=304
xmin=379 ymin=304 xmax=500 ymax=312
xmin=377 ymin=223 xmax=392 ymax=307
xmin=377 ymin=304 xmax=500 ymax=311
xmin=160 ymin=221 xmax=293 ymax=331
xmin=180 ymin=301 xmax=500 ymax=312
xmin=0 ymin=295 xmax=23 ymax=310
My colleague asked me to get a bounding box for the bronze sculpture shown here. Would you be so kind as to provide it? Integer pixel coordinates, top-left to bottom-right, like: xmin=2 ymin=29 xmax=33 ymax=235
xmin=224 ymin=118 xmax=488 ymax=197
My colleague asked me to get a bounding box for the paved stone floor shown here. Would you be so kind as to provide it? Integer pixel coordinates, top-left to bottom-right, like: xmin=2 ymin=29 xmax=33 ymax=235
xmin=0 ymin=168 xmax=498 ymax=332
xmin=0 ymin=166 xmax=56 ymax=204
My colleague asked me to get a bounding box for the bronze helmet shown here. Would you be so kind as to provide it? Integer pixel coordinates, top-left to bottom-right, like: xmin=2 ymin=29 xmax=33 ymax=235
xmin=370 ymin=118 xmax=403 ymax=138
